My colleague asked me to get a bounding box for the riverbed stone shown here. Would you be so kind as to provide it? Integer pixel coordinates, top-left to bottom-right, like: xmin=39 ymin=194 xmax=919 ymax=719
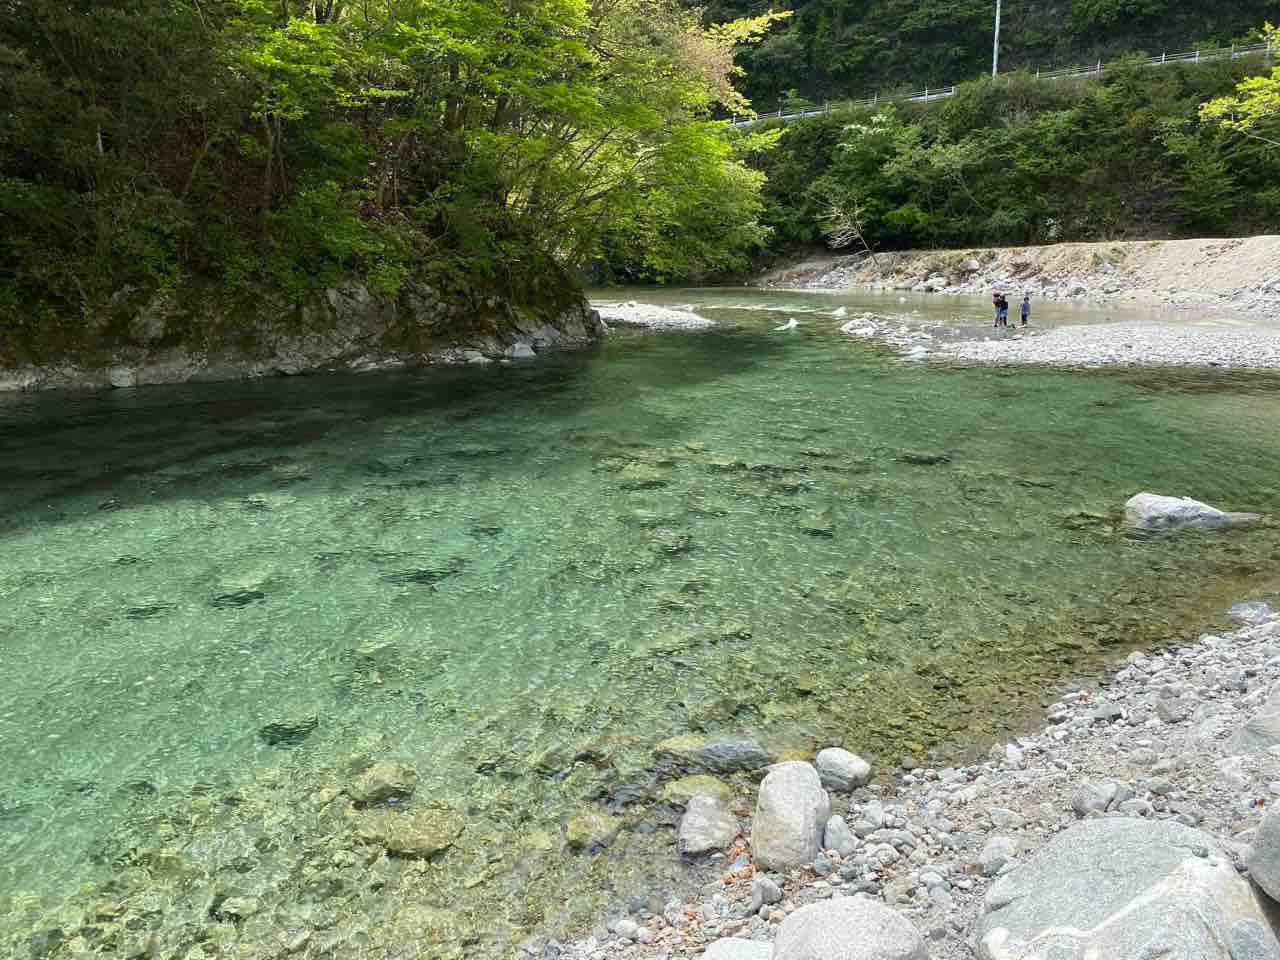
xmin=774 ymin=898 xmax=927 ymax=960
xmin=1246 ymin=805 xmax=1280 ymax=901
xmin=1124 ymin=492 xmax=1261 ymax=534
xmin=977 ymin=818 xmax=1279 ymax=960
xmin=824 ymin=815 xmax=858 ymax=856
xmin=678 ymin=795 xmax=738 ymax=855
xmin=978 ymin=836 xmax=1017 ymax=876
xmin=751 ymin=761 xmax=831 ymax=871
xmin=655 ymin=734 xmax=770 ymax=773
xmin=704 ymin=938 xmax=772 ymax=960
xmin=658 ymin=775 xmax=732 ymax=808
xmin=348 ymin=760 xmax=418 ymax=805
xmin=566 ymin=811 xmax=623 ymax=851
xmin=750 ymin=875 xmax=784 ymax=914
xmin=1230 ymin=685 xmax=1280 ymax=754
xmin=815 ymin=747 xmax=872 ymax=791
xmin=617 ymin=464 xmax=669 ymax=489
xmin=1071 ymin=779 xmax=1132 ymax=815
xmin=356 ymin=806 xmax=464 ymax=858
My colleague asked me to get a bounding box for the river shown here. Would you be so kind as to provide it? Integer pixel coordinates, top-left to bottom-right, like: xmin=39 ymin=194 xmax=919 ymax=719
xmin=3 ymin=290 xmax=1280 ymax=957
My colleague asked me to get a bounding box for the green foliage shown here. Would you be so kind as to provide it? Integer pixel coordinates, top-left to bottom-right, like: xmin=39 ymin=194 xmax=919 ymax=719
xmin=696 ymin=0 xmax=1277 ymax=106
xmin=1 ymin=0 xmax=780 ymax=362
xmin=751 ymin=56 xmax=1280 ymax=255
xmin=1201 ymin=23 xmax=1280 ymax=143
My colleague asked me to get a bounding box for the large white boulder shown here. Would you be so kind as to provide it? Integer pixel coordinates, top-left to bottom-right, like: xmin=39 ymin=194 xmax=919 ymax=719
xmin=1124 ymin=492 xmax=1260 ymax=533
xmin=977 ymin=818 xmax=1279 ymax=960
xmin=750 ymin=761 xmax=830 ymax=871
xmin=774 ymin=898 xmax=928 ymax=960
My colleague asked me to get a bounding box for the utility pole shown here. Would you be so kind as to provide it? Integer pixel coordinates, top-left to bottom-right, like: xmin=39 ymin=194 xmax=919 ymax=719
xmin=992 ymin=0 xmax=1002 ymax=77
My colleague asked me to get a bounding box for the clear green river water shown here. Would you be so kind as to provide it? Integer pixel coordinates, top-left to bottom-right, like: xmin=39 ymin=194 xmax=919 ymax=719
xmin=3 ymin=289 xmax=1280 ymax=958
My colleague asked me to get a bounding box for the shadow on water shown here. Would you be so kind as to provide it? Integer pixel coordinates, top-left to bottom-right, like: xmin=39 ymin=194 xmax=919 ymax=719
xmin=0 ymin=328 xmax=789 ymax=532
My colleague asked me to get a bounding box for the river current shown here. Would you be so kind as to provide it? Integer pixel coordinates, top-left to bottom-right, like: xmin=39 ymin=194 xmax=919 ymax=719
xmin=3 ymin=290 xmax=1280 ymax=956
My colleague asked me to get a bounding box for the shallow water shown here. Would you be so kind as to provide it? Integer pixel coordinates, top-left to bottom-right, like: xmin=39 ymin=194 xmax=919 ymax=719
xmin=4 ymin=292 xmax=1280 ymax=955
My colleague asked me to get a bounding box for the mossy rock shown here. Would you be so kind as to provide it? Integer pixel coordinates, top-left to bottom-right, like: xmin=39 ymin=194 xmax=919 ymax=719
xmin=357 ymin=806 xmax=464 ymax=858
xmin=348 ymin=760 xmax=418 ymax=805
xmin=617 ymin=465 xmax=670 ymax=490
xmin=654 ymin=733 xmax=709 ymax=763
xmin=658 ymin=775 xmax=732 ymax=808
xmin=565 ymin=811 xmax=623 ymax=850
xmin=705 ymin=456 xmax=746 ymax=472
xmin=798 ymin=510 xmax=836 ymax=538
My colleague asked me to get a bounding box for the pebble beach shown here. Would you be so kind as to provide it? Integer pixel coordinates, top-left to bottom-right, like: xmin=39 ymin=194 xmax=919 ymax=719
xmin=549 ymin=597 xmax=1280 ymax=960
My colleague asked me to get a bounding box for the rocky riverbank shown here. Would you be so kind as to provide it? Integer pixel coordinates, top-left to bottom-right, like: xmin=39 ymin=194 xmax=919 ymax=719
xmin=758 ymin=236 xmax=1280 ymax=321
xmin=593 ymin=302 xmax=716 ymax=330
xmin=543 ymin=499 xmax=1280 ymax=960
xmin=934 ymin=322 xmax=1280 ymax=369
xmin=0 ymin=282 xmax=608 ymax=392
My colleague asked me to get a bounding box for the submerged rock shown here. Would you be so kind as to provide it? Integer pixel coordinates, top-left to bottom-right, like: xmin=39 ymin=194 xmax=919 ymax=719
xmin=798 ymin=510 xmax=836 ymax=538
xmin=774 ymin=898 xmax=927 ymax=960
xmin=357 ymin=806 xmax=464 ymax=858
xmin=655 ymin=735 xmax=770 ymax=773
xmin=658 ymin=775 xmax=732 ymax=808
xmin=566 ymin=811 xmax=623 ymax=850
xmin=1124 ymin=492 xmax=1260 ymax=534
xmin=209 ymin=589 xmax=266 ymax=608
xmin=348 ymin=760 xmax=418 ymax=805
xmin=257 ymin=715 xmax=318 ymax=746
xmin=751 ymin=761 xmax=830 ymax=871
xmin=977 ymin=818 xmax=1278 ymax=960
xmin=617 ymin=464 xmax=670 ymax=490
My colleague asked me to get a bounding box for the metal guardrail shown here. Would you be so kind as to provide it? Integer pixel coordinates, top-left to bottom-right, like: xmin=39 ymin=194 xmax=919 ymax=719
xmin=732 ymin=40 xmax=1274 ymax=126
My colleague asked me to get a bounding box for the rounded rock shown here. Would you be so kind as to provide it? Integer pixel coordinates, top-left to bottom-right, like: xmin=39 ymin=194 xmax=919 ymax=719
xmin=816 ymin=748 xmax=872 ymax=792
xmin=751 ymin=762 xmax=831 ymax=871
xmin=774 ymin=898 xmax=928 ymax=960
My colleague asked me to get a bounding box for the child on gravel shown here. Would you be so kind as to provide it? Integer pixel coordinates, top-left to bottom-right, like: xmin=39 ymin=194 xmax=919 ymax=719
xmin=1020 ymin=294 xmax=1031 ymax=326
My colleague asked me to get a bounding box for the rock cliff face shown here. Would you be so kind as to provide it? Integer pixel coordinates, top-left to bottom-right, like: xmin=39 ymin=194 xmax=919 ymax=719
xmin=0 ymin=280 xmax=607 ymax=392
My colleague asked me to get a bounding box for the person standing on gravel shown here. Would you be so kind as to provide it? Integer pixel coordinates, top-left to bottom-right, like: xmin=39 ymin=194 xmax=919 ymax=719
xmin=1020 ymin=294 xmax=1031 ymax=327
xmin=993 ymin=290 xmax=1003 ymax=328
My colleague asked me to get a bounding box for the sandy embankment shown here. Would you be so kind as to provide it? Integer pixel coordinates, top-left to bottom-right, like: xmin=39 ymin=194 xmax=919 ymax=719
xmin=762 ymin=236 xmax=1280 ymax=367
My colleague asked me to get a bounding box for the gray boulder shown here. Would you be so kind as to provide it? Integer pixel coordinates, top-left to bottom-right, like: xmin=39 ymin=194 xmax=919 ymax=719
xmin=751 ymin=762 xmax=831 ymax=871
xmin=705 ymin=938 xmax=772 ymax=960
xmin=749 ymin=875 xmax=784 ymax=914
xmin=678 ymin=794 xmax=738 ymax=855
xmin=1124 ymin=492 xmax=1260 ymax=534
xmin=978 ymin=836 xmax=1017 ymax=876
xmin=1230 ymin=685 xmax=1280 ymax=754
xmin=977 ymin=818 xmax=1279 ymax=960
xmin=774 ymin=898 xmax=927 ymax=960
xmin=815 ymin=747 xmax=872 ymax=791
xmin=1247 ymin=805 xmax=1280 ymax=902
xmin=824 ymin=815 xmax=858 ymax=856
xmin=1071 ymin=779 xmax=1133 ymax=816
